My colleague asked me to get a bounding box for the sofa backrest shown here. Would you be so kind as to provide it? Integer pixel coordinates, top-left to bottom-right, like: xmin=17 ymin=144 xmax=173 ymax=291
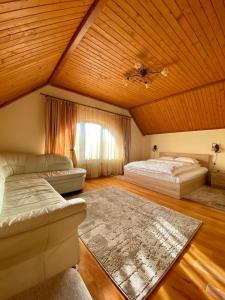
xmin=0 ymin=153 xmax=73 ymax=178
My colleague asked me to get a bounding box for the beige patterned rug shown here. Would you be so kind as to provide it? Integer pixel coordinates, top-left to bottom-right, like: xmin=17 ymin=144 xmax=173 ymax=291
xmin=185 ymin=185 xmax=225 ymax=211
xmin=78 ymin=186 xmax=202 ymax=300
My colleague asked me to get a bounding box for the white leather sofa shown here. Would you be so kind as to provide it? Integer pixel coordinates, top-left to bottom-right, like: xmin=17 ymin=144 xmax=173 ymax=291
xmin=0 ymin=153 xmax=87 ymax=300
xmin=10 ymin=269 xmax=93 ymax=300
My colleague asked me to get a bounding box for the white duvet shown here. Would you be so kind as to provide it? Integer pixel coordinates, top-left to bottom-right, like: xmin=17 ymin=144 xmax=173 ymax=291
xmin=124 ymin=159 xmax=200 ymax=176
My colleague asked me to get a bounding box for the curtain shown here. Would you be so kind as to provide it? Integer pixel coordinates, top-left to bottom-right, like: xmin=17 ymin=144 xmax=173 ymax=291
xmin=45 ymin=96 xmax=77 ymax=166
xmin=75 ymin=105 xmax=130 ymax=178
xmin=121 ymin=117 xmax=131 ymax=165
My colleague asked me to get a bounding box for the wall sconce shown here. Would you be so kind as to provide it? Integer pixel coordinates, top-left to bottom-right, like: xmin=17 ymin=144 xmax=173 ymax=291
xmin=152 ymin=145 xmax=158 ymax=152
xmin=152 ymin=145 xmax=158 ymax=158
xmin=212 ymin=143 xmax=221 ymax=169
xmin=212 ymin=143 xmax=221 ymax=153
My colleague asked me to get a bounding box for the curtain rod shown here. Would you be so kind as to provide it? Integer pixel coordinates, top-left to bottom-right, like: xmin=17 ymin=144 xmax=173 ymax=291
xmin=40 ymin=93 xmax=132 ymax=119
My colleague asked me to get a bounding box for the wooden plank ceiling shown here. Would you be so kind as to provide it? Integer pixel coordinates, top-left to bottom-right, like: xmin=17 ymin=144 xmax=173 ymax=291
xmin=1 ymin=0 xmax=225 ymax=134
xmin=0 ymin=0 xmax=94 ymax=106
xmin=51 ymin=0 xmax=225 ymax=108
xmin=131 ymin=80 xmax=225 ymax=135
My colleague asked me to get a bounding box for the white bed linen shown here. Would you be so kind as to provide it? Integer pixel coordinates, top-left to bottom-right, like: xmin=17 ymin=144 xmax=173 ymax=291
xmin=124 ymin=163 xmax=208 ymax=183
xmin=125 ymin=159 xmax=200 ymax=176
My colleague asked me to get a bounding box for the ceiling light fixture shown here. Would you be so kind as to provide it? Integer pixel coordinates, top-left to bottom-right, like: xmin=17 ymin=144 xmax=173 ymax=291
xmin=123 ymin=62 xmax=168 ymax=89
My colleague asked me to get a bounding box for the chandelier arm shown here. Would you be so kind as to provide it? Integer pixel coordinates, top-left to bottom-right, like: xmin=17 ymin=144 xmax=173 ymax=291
xmin=127 ymin=74 xmax=142 ymax=78
xmin=148 ymin=71 xmax=161 ymax=74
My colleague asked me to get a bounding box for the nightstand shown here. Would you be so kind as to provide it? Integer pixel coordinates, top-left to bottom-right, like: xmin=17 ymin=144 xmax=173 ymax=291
xmin=210 ymin=170 xmax=225 ymax=189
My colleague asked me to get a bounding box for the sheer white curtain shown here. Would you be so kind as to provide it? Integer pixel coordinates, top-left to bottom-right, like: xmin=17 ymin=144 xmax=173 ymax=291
xmin=75 ymin=105 xmax=125 ymax=178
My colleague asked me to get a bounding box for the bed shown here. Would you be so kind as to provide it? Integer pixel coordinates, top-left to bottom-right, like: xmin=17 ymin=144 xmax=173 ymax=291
xmin=123 ymin=152 xmax=211 ymax=199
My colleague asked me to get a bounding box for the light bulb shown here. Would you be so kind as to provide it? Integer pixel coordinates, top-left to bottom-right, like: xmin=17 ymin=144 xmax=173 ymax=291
xmin=161 ymin=67 xmax=168 ymax=77
xmin=145 ymin=81 xmax=150 ymax=89
xmin=122 ymin=78 xmax=128 ymax=87
xmin=134 ymin=62 xmax=142 ymax=70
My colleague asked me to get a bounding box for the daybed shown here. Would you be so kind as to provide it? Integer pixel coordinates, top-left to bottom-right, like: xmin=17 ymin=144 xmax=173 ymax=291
xmin=0 ymin=152 xmax=87 ymax=300
xmin=124 ymin=152 xmax=211 ymax=199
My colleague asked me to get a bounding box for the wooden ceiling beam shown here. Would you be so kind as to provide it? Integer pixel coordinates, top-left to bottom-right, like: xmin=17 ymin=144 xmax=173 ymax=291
xmin=49 ymin=0 xmax=107 ymax=83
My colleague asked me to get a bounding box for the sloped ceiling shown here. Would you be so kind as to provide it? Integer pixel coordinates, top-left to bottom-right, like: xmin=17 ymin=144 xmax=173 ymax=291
xmin=1 ymin=0 xmax=225 ymax=134
xmin=0 ymin=0 xmax=94 ymax=106
xmin=131 ymin=80 xmax=225 ymax=135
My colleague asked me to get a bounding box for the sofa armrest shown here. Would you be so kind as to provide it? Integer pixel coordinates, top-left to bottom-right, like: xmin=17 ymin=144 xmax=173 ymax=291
xmin=0 ymin=198 xmax=86 ymax=239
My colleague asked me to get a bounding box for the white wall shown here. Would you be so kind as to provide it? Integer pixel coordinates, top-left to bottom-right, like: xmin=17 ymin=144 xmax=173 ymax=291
xmin=0 ymin=85 xmax=146 ymax=161
xmin=148 ymin=130 xmax=225 ymax=170
xmin=131 ymin=120 xmax=149 ymax=161
xmin=0 ymin=88 xmax=45 ymax=154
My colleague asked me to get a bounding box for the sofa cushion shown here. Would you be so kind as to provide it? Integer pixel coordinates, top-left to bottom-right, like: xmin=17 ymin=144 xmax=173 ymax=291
xmin=6 ymin=168 xmax=86 ymax=183
xmin=2 ymin=178 xmax=63 ymax=218
xmin=0 ymin=178 xmax=86 ymax=238
xmin=6 ymin=168 xmax=87 ymax=194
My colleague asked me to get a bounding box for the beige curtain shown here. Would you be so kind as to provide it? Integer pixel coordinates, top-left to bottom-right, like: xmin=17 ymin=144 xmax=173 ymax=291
xmin=45 ymin=96 xmax=77 ymax=166
xmin=75 ymin=105 xmax=129 ymax=178
xmin=121 ymin=117 xmax=131 ymax=165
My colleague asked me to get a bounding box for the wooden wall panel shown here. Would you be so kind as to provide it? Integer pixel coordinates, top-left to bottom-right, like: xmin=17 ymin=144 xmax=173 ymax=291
xmin=0 ymin=0 xmax=94 ymax=106
xmin=52 ymin=0 xmax=225 ymax=108
xmin=131 ymin=80 xmax=225 ymax=135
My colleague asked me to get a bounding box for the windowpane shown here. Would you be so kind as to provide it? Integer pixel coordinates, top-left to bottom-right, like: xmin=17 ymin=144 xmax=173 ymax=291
xmin=75 ymin=122 xmax=117 ymax=160
xmin=85 ymin=123 xmax=101 ymax=159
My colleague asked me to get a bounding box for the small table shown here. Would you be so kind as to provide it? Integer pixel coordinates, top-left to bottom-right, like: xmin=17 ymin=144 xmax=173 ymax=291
xmin=210 ymin=170 xmax=225 ymax=189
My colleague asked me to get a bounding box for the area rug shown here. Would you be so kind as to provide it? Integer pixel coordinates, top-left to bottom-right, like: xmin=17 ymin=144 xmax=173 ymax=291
xmin=185 ymin=185 xmax=225 ymax=212
xmin=78 ymin=186 xmax=202 ymax=300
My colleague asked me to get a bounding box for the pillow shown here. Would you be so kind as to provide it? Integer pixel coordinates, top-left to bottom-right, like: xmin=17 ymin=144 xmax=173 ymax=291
xmin=159 ymin=156 xmax=174 ymax=160
xmin=172 ymin=163 xmax=200 ymax=176
xmin=174 ymin=157 xmax=199 ymax=164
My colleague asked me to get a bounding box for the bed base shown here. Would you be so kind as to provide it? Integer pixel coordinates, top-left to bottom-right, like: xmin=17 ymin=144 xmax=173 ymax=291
xmin=123 ymin=171 xmax=206 ymax=199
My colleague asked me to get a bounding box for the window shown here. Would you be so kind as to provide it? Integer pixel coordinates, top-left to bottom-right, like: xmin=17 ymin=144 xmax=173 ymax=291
xmin=75 ymin=122 xmax=117 ymax=161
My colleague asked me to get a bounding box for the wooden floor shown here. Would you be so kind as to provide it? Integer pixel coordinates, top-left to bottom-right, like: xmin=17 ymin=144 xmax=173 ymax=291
xmin=76 ymin=177 xmax=225 ymax=300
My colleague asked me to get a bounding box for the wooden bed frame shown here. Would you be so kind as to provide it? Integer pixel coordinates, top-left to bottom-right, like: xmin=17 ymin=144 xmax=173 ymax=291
xmin=123 ymin=152 xmax=211 ymax=199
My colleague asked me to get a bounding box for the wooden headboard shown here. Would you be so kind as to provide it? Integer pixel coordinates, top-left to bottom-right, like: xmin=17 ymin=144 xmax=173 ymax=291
xmin=159 ymin=152 xmax=211 ymax=168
